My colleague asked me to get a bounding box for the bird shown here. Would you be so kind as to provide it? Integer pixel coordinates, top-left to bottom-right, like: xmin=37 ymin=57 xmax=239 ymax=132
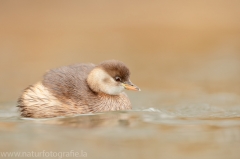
xmin=17 ymin=60 xmax=140 ymax=118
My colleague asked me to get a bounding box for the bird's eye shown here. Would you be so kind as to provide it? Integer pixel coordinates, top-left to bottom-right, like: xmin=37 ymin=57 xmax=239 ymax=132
xmin=115 ymin=76 xmax=121 ymax=82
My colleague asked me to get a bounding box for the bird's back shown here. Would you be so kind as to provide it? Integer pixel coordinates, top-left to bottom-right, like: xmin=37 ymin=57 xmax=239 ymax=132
xmin=42 ymin=63 xmax=96 ymax=102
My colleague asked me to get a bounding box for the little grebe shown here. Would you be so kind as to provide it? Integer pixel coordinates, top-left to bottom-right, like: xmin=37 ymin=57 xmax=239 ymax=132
xmin=18 ymin=60 xmax=140 ymax=118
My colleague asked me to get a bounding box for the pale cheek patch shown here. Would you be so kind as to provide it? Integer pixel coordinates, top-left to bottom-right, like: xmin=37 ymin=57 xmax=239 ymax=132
xmin=101 ymin=75 xmax=124 ymax=95
xmin=87 ymin=68 xmax=125 ymax=95
xmin=104 ymin=85 xmax=124 ymax=95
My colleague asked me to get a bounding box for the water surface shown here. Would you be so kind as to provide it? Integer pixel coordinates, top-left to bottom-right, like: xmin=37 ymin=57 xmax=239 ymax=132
xmin=1 ymin=91 xmax=240 ymax=159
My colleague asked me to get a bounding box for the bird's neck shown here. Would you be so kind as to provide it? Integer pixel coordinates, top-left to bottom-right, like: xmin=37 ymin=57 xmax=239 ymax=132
xmin=90 ymin=93 xmax=132 ymax=112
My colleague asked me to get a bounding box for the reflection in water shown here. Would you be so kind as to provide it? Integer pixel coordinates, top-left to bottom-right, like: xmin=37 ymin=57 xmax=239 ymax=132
xmin=1 ymin=91 xmax=240 ymax=159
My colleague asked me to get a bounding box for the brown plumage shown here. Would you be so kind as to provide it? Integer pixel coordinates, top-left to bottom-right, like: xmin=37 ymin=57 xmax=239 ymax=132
xmin=17 ymin=60 xmax=140 ymax=118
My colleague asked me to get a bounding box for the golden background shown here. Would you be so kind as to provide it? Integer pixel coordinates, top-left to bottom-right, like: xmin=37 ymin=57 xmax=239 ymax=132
xmin=0 ymin=0 xmax=240 ymax=102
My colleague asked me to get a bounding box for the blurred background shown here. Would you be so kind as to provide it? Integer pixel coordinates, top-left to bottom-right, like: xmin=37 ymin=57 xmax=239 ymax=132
xmin=0 ymin=0 xmax=240 ymax=103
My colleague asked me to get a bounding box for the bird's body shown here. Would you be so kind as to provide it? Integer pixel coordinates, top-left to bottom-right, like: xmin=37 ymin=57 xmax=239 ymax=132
xmin=18 ymin=60 xmax=139 ymax=118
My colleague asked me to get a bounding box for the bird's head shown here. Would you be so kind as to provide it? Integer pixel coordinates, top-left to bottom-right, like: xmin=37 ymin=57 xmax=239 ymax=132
xmin=87 ymin=60 xmax=140 ymax=95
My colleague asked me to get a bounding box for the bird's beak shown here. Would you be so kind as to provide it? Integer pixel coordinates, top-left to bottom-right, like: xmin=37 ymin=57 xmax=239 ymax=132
xmin=122 ymin=80 xmax=141 ymax=91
